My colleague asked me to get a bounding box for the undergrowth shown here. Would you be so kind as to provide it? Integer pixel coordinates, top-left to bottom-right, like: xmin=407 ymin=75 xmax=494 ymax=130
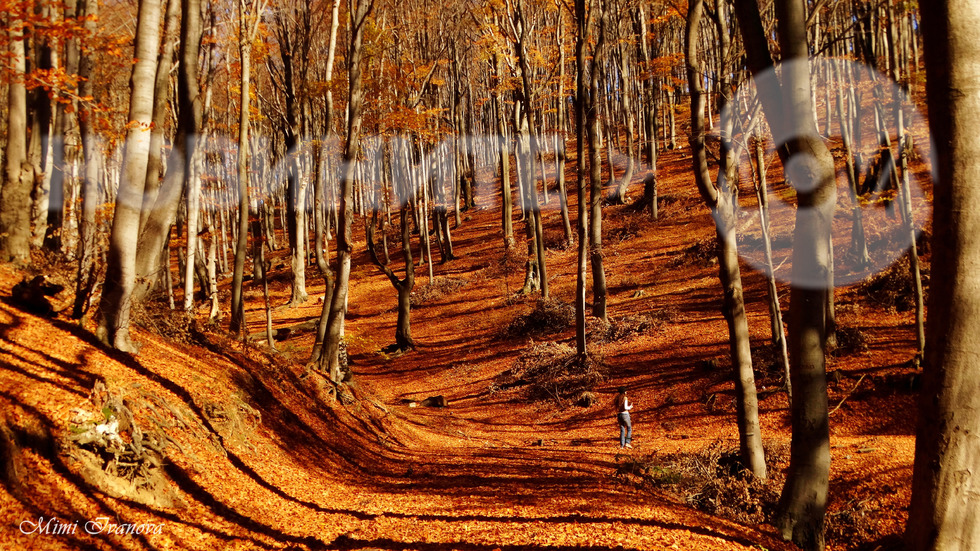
xmin=857 ymin=256 xmax=928 ymax=312
xmin=615 ymin=441 xmax=787 ymax=525
xmin=492 ymin=341 xmax=607 ymax=407
xmin=410 ymin=277 xmax=468 ymax=307
xmin=615 ymin=440 xmax=893 ymax=548
xmin=504 ymin=298 xmax=575 ymax=337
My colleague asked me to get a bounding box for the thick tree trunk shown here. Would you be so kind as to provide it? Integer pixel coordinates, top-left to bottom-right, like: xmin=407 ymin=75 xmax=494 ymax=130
xmin=1 ymin=14 xmax=32 ymax=265
xmin=734 ymin=0 xmax=836 ymax=547
xmin=133 ymin=0 xmax=203 ymax=307
xmin=906 ymin=4 xmax=980 ymax=550
xmin=97 ymin=0 xmax=164 ymax=352
xmin=139 ymin=0 xmax=179 ymax=234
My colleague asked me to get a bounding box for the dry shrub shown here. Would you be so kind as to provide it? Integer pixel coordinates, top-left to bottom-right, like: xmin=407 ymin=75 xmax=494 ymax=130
xmin=543 ymin=229 xmax=573 ymax=251
xmin=618 ymin=441 xmax=787 ymax=526
xmin=857 ymin=256 xmax=927 ymax=311
xmin=410 ymin=277 xmax=468 ymax=307
xmin=606 ymin=217 xmax=644 ymax=243
xmin=614 ymin=453 xmax=683 ymax=486
xmin=494 ymin=341 xmax=607 ymax=405
xmin=826 ymin=500 xmax=878 ymax=545
xmin=505 ymin=298 xmax=575 ymax=337
xmin=132 ymin=299 xmax=199 ymax=344
xmin=833 ymin=325 xmax=869 ymax=355
xmin=677 ymin=238 xmax=717 ymax=268
xmin=484 ymin=246 xmax=525 ymax=280
xmin=587 ymin=313 xmax=657 ymax=343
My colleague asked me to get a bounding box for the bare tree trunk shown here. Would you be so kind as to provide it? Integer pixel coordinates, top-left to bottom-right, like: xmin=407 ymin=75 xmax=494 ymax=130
xmin=906 ymin=4 xmax=980 ymax=549
xmin=97 ymin=0 xmax=164 ymax=352
xmin=320 ymin=0 xmax=373 ymax=384
xmin=366 ymin=207 xmax=415 ymax=351
xmin=139 ymin=0 xmax=180 ymax=234
xmin=133 ymin=0 xmax=203 ymax=307
xmin=587 ymin=3 xmax=608 ymax=322
xmin=686 ymin=0 xmax=766 ymax=481
xmin=230 ymin=0 xmax=268 ymax=333
xmin=0 ymin=10 xmax=32 ymax=265
xmin=573 ymin=0 xmax=591 ymax=356
xmin=753 ymin=136 xmax=790 ymax=402
xmin=73 ymin=0 xmax=100 ymax=318
xmin=494 ymin=54 xmax=514 ymax=249
xmin=734 ymin=0 xmax=836 ymax=547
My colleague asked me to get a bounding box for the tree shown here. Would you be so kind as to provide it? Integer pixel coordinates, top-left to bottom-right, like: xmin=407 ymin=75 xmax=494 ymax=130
xmin=73 ymin=0 xmax=102 ymax=319
xmin=685 ymin=0 xmax=766 ymax=481
xmin=319 ymin=0 xmax=374 ymax=384
xmin=733 ymin=0 xmax=836 ymax=547
xmin=230 ymin=0 xmax=271 ymax=334
xmin=1 ymin=8 xmax=32 ymax=266
xmin=905 ymin=3 xmax=980 ymax=549
xmin=572 ymin=0 xmax=594 ymax=355
xmin=97 ymin=0 xmax=165 ymax=352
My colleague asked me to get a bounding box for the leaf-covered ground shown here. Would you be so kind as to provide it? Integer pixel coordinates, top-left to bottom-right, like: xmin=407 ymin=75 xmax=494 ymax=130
xmin=0 ymin=145 xmax=924 ymax=550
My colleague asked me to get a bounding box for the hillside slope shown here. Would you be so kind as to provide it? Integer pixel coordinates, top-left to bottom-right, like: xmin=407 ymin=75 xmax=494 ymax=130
xmin=0 ymin=146 xmax=922 ymax=551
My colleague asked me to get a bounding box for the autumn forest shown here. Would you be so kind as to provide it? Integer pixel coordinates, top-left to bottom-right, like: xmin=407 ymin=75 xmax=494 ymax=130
xmin=1 ymin=0 xmax=978 ymax=550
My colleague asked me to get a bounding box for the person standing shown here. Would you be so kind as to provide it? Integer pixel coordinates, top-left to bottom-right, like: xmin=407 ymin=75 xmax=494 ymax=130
xmin=613 ymin=387 xmax=633 ymax=449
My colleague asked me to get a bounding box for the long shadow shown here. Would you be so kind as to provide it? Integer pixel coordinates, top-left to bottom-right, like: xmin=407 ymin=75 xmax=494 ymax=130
xmin=0 ymin=390 xmax=284 ymax=551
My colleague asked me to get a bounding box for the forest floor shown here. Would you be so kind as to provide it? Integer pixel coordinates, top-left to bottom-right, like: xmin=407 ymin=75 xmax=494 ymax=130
xmin=0 ymin=139 xmax=927 ymax=550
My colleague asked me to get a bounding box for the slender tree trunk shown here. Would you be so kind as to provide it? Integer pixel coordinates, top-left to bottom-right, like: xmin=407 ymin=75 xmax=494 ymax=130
xmin=753 ymin=136 xmax=790 ymax=402
xmin=587 ymin=7 xmax=607 ymax=322
xmin=686 ymin=0 xmax=766 ymax=480
xmin=495 ymin=54 xmax=514 ymax=249
xmin=906 ymin=4 xmax=980 ymax=549
xmin=231 ymin=0 xmax=267 ymax=333
xmin=573 ymin=0 xmax=591 ymax=356
xmin=320 ymin=0 xmax=373 ymax=384
xmin=73 ymin=0 xmax=100 ymax=318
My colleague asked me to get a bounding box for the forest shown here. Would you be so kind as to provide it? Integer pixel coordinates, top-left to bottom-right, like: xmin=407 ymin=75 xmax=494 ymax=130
xmin=1 ymin=0 xmax=978 ymax=550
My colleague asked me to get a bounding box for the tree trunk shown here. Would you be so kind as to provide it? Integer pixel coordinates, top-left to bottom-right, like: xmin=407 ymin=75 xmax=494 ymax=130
xmin=73 ymin=0 xmax=100 ymax=318
xmin=231 ymin=0 xmax=267 ymax=333
xmin=133 ymin=0 xmax=203 ymax=307
xmin=139 ymin=0 xmax=180 ymax=233
xmin=1 ymin=11 xmax=32 ymax=265
xmin=686 ymin=0 xmax=766 ymax=480
xmin=573 ymin=0 xmax=591 ymax=356
xmin=587 ymin=8 xmax=607 ymax=322
xmin=732 ymin=0 xmax=837 ymax=547
xmin=906 ymin=4 xmax=980 ymax=549
xmin=320 ymin=0 xmax=373 ymax=384
xmin=494 ymin=54 xmax=514 ymax=250
xmin=97 ymin=0 xmax=164 ymax=352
